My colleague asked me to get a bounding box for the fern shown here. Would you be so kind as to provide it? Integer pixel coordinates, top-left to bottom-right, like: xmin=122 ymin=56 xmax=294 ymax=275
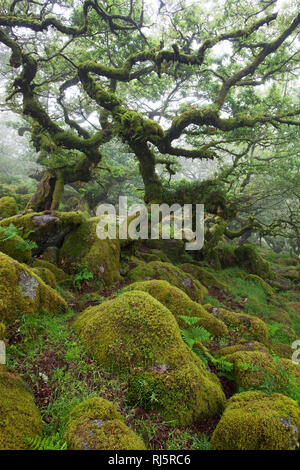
xmin=25 ymin=434 xmax=67 ymax=450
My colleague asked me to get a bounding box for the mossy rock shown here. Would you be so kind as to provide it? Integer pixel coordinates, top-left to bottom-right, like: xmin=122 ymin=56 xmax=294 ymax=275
xmin=235 ymin=245 xmax=273 ymax=278
xmin=211 ymin=391 xmax=300 ymax=450
xmin=127 ymin=261 xmax=207 ymax=303
xmin=124 ymin=280 xmax=228 ymax=337
xmin=246 ymin=274 xmax=274 ymax=296
xmin=41 ymin=246 xmax=59 ymax=264
xmin=32 ymin=258 xmax=69 ymax=284
xmin=0 ymin=251 xmax=67 ymax=324
xmin=221 ymin=350 xmax=277 ymax=389
xmin=0 ymin=366 xmax=43 ymax=450
xmin=205 ymin=306 xmax=268 ymax=344
xmin=0 ymin=196 xmax=18 ymax=219
xmin=66 ymin=397 xmax=146 ymax=450
xmin=59 ymin=218 xmax=120 ymax=286
xmin=215 ymin=341 xmax=269 ymax=358
xmin=0 ymin=232 xmax=31 ymax=263
xmin=127 ymin=360 xmax=225 ymax=426
xmin=32 ymin=267 xmax=56 ymax=289
xmin=181 ymin=263 xmax=227 ymax=289
xmin=136 ymin=248 xmax=171 ymax=263
xmin=270 ymin=342 xmax=293 ymax=359
xmin=278 ymin=359 xmax=300 ymax=385
xmin=142 ymin=238 xmax=187 ymax=264
xmin=270 ymin=309 xmax=292 ymax=325
xmin=0 ymin=211 xmax=85 ymax=255
xmin=74 ymin=291 xmax=225 ymax=425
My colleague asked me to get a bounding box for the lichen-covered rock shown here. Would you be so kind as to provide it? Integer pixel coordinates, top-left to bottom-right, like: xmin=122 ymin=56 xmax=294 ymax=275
xmin=66 ymin=397 xmax=146 ymax=450
xmin=74 ymin=291 xmax=225 ymax=425
xmin=124 ymin=280 xmax=227 ymax=337
xmin=0 ymin=211 xmax=85 ymax=255
xmin=211 ymin=391 xmax=300 ymax=450
xmin=181 ymin=263 xmax=227 ymax=289
xmin=127 ymin=261 xmax=207 ymax=303
xmin=0 ymin=251 xmax=67 ymax=324
xmin=0 ymin=196 xmax=18 ymax=219
xmin=205 ymin=306 xmax=268 ymax=344
xmin=59 ymin=218 xmax=120 ymax=286
xmin=0 ymin=366 xmax=43 ymax=450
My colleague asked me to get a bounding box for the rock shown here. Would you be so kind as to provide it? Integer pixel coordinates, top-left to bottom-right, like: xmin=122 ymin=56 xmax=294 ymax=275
xmin=0 ymin=231 xmax=31 ymax=263
xmin=59 ymin=217 xmax=120 ymax=286
xmin=0 ymin=366 xmax=43 ymax=450
xmin=128 ymin=261 xmax=207 ymax=303
xmin=204 ymin=306 xmax=269 ymax=344
xmin=181 ymin=263 xmax=227 ymax=290
xmin=32 ymin=259 xmax=69 ymax=284
xmin=66 ymin=397 xmax=146 ymax=450
xmin=0 ymin=251 xmax=67 ymax=324
xmin=0 ymin=211 xmax=85 ymax=255
xmin=0 ymin=196 xmax=18 ymax=219
xmin=124 ymin=279 xmax=228 ymax=337
xmin=211 ymin=391 xmax=300 ymax=450
xmin=74 ymin=291 xmax=225 ymax=425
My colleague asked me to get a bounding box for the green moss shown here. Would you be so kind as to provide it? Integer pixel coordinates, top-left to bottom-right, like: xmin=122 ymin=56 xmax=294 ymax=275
xmin=32 ymin=266 xmax=56 ymax=289
xmin=59 ymin=218 xmax=120 ymax=286
xmin=181 ymin=263 xmax=227 ymax=289
xmin=222 ymin=350 xmax=277 ymax=389
xmin=215 ymin=341 xmax=269 ymax=358
xmin=0 ymin=197 xmax=18 ymax=219
xmin=66 ymin=396 xmax=146 ymax=450
xmin=124 ymin=280 xmax=228 ymax=337
xmin=235 ymin=244 xmax=273 ymax=278
xmin=209 ymin=307 xmax=269 ymax=344
xmin=246 ymin=274 xmax=274 ymax=296
xmin=142 ymin=239 xmax=186 ymax=264
xmin=270 ymin=342 xmax=293 ymax=359
xmin=0 ymin=251 xmax=67 ymax=324
xmin=127 ymin=261 xmax=207 ymax=303
xmin=0 ymin=365 xmax=43 ymax=450
xmin=0 ymin=234 xmax=32 ymax=263
xmin=211 ymin=391 xmax=300 ymax=450
xmin=74 ymin=290 xmax=225 ymax=425
xmin=32 ymin=259 xmax=69 ymax=284
xmin=127 ymin=361 xmax=225 ymax=426
xmin=0 ymin=323 xmax=5 ymax=341
xmin=0 ymin=211 xmax=85 ymax=257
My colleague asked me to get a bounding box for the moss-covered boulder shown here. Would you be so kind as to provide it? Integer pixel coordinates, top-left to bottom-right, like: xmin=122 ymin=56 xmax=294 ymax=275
xmin=32 ymin=258 xmax=69 ymax=284
xmin=0 ymin=366 xmax=43 ymax=450
xmin=0 ymin=251 xmax=67 ymax=324
xmin=215 ymin=340 xmax=269 ymax=358
xmin=32 ymin=266 xmax=56 ymax=289
xmin=127 ymin=261 xmax=207 ymax=303
xmin=235 ymin=245 xmax=273 ymax=278
xmin=124 ymin=280 xmax=227 ymax=337
xmin=211 ymin=391 xmax=300 ymax=450
xmin=181 ymin=263 xmax=227 ymax=289
xmin=0 ymin=197 xmax=18 ymax=219
xmin=221 ymin=350 xmax=277 ymax=389
xmin=246 ymin=274 xmax=274 ymax=296
xmin=0 ymin=211 xmax=85 ymax=255
xmin=0 ymin=231 xmax=31 ymax=263
xmin=204 ymin=306 xmax=269 ymax=344
xmin=66 ymin=397 xmax=146 ymax=450
xmin=74 ymin=291 xmax=225 ymax=425
xmin=59 ymin=218 xmax=120 ymax=286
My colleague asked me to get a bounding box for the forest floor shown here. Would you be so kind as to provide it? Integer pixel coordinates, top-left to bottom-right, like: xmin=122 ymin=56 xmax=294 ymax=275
xmin=5 ymin=251 xmax=300 ymax=450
